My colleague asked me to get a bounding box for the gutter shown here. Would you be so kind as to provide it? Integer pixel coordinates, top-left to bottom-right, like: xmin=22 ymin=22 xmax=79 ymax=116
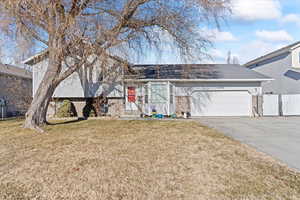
xmin=22 ymin=50 xmax=49 ymax=65
xmin=124 ymin=78 xmax=274 ymax=83
xmin=0 ymin=71 xmax=32 ymax=80
xmin=245 ymin=50 xmax=291 ymax=68
xmin=244 ymin=41 xmax=300 ymax=67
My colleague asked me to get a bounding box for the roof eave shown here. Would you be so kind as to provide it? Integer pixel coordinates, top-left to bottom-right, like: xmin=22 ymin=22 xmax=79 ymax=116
xmin=0 ymin=71 xmax=32 ymax=79
xmin=124 ymin=78 xmax=273 ymax=82
xmin=23 ymin=50 xmax=49 ymax=65
xmin=290 ymin=43 xmax=300 ymax=50
xmin=245 ymin=49 xmax=291 ymax=68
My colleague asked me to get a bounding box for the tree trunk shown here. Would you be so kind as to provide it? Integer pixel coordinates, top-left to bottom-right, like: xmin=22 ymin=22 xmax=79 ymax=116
xmin=24 ymin=51 xmax=62 ymax=131
xmin=24 ymin=70 xmax=59 ymax=131
xmin=23 ymin=7 xmax=70 ymax=132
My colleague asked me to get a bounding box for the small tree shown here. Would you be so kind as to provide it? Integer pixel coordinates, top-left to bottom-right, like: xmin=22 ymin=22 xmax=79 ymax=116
xmin=226 ymin=50 xmax=231 ymax=64
xmin=227 ymin=50 xmax=239 ymax=64
xmin=0 ymin=0 xmax=230 ymax=131
xmin=56 ymin=100 xmax=77 ymax=118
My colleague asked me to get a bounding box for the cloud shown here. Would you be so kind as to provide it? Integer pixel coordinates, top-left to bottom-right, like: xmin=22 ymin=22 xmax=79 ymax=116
xmin=237 ymin=40 xmax=289 ymax=64
xmin=210 ymin=49 xmax=226 ymax=60
xmin=231 ymin=0 xmax=282 ymax=21
xmin=281 ymin=14 xmax=300 ymax=26
xmin=201 ymin=28 xmax=238 ymax=42
xmin=209 ymin=29 xmax=238 ymax=42
xmin=255 ymin=30 xmax=294 ymax=42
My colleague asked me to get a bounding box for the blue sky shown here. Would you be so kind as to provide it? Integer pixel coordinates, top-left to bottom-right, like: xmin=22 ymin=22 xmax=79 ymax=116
xmin=2 ymin=0 xmax=300 ymax=66
xmin=138 ymin=0 xmax=300 ymax=65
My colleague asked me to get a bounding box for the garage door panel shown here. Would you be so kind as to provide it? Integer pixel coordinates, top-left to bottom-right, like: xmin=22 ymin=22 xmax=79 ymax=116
xmin=191 ymin=91 xmax=252 ymax=116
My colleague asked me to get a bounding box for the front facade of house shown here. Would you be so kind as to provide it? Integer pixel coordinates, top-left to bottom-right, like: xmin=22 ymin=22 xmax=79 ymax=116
xmin=24 ymin=53 xmax=271 ymax=118
xmin=124 ymin=80 xmax=263 ymax=117
xmin=245 ymin=41 xmax=300 ymax=94
xmin=123 ymin=65 xmax=271 ymax=117
xmin=0 ymin=63 xmax=32 ymax=117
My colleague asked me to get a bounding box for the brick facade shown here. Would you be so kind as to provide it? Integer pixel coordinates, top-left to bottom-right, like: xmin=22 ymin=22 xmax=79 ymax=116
xmin=107 ymin=99 xmax=125 ymax=117
xmin=47 ymin=98 xmax=125 ymax=118
xmin=0 ymin=73 xmax=32 ymax=117
xmin=175 ymin=96 xmax=191 ymax=114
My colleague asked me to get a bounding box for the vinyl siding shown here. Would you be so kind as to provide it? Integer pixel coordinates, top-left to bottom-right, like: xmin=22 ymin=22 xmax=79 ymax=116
xmin=174 ymin=82 xmax=262 ymax=96
xmin=249 ymin=52 xmax=300 ymax=94
xmin=33 ymin=59 xmax=124 ymax=98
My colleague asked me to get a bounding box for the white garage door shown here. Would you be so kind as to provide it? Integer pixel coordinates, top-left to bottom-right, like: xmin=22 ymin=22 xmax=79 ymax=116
xmin=191 ymin=91 xmax=252 ymax=117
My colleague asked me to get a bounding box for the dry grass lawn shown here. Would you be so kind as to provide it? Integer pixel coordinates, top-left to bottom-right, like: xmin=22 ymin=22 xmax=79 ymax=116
xmin=0 ymin=119 xmax=300 ymax=200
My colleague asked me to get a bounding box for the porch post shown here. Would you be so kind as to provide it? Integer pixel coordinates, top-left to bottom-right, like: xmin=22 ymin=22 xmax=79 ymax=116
xmin=167 ymin=81 xmax=170 ymax=116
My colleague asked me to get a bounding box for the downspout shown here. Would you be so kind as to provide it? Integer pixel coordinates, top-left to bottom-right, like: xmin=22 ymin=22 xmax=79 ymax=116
xmin=256 ymin=95 xmax=260 ymax=117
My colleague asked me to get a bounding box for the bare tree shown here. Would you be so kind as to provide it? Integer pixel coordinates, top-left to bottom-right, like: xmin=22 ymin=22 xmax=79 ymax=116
xmin=232 ymin=56 xmax=239 ymax=64
xmin=227 ymin=50 xmax=239 ymax=64
xmin=226 ymin=50 xmax=231 ymax=64
xmin=0 ymin=0 xmax=230 ymax=131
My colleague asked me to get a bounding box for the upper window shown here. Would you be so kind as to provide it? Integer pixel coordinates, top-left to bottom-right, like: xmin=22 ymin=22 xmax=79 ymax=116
xmin=150 ymin=84 xmax=168 ymax=103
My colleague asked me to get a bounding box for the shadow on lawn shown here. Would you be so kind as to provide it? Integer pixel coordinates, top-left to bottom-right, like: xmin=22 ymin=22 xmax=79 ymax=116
xmin=47 ymin=117 xmax=86 ymax=126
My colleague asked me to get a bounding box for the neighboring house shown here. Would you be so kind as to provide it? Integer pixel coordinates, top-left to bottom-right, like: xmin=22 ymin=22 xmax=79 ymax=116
xmin=0 ymin=63 xmax=32 ymax=117
xmin=245 ymin=41 xmax=300 ymax=94
xmin=244 ymin=41 xmax=300 ymax=116
xmin=24 ymin=52 xmax=272 ymax=117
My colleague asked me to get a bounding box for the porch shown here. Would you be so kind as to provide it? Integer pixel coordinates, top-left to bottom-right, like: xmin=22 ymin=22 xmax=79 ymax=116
xmin=125 ymin=81 xmax=176 ymax=116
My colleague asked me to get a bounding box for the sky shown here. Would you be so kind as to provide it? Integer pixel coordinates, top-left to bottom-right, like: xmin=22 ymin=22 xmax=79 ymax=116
xmin=2 ymin=0 xmax=300 ymax=66
xmin=137 ymin=0 xmax=300 ymax=65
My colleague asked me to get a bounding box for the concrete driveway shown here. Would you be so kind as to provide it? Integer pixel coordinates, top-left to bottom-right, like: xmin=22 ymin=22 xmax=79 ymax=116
xmin=196 ymin=117 xmax=300 ymax=171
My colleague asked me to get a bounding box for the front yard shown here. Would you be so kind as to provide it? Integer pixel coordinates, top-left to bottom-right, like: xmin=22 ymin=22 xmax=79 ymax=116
xmin=0 ymin=119 xmax=300 ymax=200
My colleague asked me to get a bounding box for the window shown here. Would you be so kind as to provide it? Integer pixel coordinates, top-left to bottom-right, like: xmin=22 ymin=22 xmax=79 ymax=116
xmin=150 ymin=84 xmax=168 ymax=103
xmin=144 ymin=85 xmax=149 ymax=104
xmin=170 ymin=84 xmax=174 ymax=104
xmin=127 ymin=87 xmax=136 ymax=103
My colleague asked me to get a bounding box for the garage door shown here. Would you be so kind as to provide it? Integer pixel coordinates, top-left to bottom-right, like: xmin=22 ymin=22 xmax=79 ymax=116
xmin=191 ymin=91 xmax=252 ymax=116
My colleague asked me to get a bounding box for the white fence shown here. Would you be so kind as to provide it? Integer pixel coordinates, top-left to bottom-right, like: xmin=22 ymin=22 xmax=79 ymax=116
xmin=263 ymin=94 xmax=300 ymax=116
xmin=263 ymin=95 xmax=279 ymax=116
xmin=282 ymin=94 xmax=300 ymax=116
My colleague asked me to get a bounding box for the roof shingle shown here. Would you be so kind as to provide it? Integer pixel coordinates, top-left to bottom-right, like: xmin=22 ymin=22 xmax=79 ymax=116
xmin=125 ymin=64 xmax=271 ymax=81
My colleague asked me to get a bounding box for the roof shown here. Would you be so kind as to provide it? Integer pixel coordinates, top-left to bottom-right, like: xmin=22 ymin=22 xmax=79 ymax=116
xmin=244 ymin=41 xmax=300 ymax=67
xmin=0 ymin=63 xmax=32 ymax=79
xmin=23 ymin=50 xmax=49 ymax=65
xmin=125 ymin=64 xmax=272 ymax=82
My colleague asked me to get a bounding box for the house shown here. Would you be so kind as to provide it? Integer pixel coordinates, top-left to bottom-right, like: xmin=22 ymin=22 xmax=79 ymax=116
xmin=124 ymin=64 xmax=271 ymax=117
xmin=24 ymin=52 xmax=272 ymax=117
xmin=245 ymin=41 xmax=300 ymax=116
xmin=0 ymin=63 xmax=32 ymax=117
xmin=245 ymin=41 xmax=300 ymax=94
